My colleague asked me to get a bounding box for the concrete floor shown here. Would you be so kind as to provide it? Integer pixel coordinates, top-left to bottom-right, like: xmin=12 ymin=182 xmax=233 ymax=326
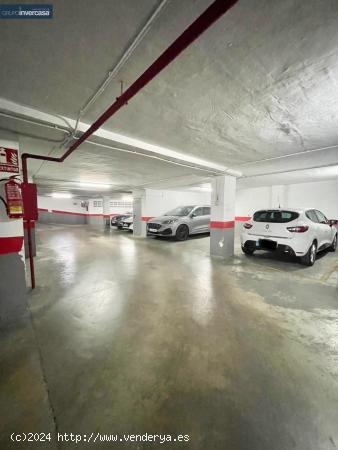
xmin=1 ymin=223 xmax=338 ymax=449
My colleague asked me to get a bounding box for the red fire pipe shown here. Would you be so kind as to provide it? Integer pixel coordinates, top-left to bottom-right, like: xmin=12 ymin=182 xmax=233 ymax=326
xmin=26 ymin=220 xmax=35 ymax=289
xmin=22 ymin=0 xmax=239 ymax=287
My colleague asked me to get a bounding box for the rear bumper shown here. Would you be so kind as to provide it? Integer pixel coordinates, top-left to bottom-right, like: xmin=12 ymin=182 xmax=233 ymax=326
xmin=242 ymin=240 xmax=298 ymax=257
xmin=241 ymin=232 xmax=308 ymax=256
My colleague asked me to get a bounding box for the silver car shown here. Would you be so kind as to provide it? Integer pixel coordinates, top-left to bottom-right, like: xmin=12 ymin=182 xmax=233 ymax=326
xmin=147 ymin=205 xmax=211 ymax=241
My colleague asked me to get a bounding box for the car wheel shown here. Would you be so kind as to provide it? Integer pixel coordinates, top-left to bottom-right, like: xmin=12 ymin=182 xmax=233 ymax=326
xmin=329 ymin=234 xmax=337 ymax=252
xmin=241 ymin=245 xmax=255 ymax=256
xmin=175 ymin=225 xmax=189 ymax=241
xmin=301 ymin=241 xmax=317 ymax=266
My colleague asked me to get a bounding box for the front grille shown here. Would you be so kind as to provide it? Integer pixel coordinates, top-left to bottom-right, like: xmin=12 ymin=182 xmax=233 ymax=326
xmin=147 ymin=223 xmax=162 ymax=230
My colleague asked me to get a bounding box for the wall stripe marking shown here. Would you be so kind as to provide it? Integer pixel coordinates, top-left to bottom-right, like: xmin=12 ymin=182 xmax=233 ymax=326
xmin=210 ymin=220 xmax=235 ymax=229
xmin=0 ymin=236 xmax=24 ymax=255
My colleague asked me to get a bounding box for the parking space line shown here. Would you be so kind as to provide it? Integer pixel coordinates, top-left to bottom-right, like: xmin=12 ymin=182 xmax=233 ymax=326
xmin=320 ymin=261 xmax=338 ymax=283
xmin=242 ymin=261 xmax=335 ymax=286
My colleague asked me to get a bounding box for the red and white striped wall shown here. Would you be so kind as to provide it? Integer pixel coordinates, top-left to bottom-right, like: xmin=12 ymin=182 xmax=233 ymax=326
xmin=0 ymin=220 xmax=24 ymax=255
xmin=0 ymin=138 xmax=24 ymax=257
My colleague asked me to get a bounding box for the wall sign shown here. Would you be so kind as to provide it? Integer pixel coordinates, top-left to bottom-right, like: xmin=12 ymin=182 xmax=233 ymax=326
xmin=0 ymin=147 xmax=19 ymax=173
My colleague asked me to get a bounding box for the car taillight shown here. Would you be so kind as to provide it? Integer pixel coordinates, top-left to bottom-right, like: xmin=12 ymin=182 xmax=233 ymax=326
xmin=243 ymin=223 xmax=253 ymax=229
xmin=287 ymin=225 xmax=309 ymax=233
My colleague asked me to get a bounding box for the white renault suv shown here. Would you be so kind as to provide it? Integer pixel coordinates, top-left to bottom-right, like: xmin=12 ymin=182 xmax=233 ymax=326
xmin=241 ymin=208 xmax=337 ymax=266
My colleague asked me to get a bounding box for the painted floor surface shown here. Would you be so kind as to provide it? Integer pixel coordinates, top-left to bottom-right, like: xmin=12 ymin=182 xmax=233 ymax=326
xmin=1 ymin=224 xmax=338 ymax=449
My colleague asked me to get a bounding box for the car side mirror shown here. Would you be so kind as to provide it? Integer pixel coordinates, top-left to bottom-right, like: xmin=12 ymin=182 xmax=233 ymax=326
xmin=329 ymin=219 xmax=337 ymax=226
xmin=190 ymin=213 xmax=196 ymax=218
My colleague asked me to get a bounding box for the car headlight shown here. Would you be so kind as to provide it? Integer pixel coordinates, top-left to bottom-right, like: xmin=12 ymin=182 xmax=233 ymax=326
xmin=163 ymin=219 xmax=178 ymax=224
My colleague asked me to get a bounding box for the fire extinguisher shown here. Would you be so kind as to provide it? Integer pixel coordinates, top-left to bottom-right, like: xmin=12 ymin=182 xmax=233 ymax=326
xmin=2 ymin=178 xmax=24 ymax=219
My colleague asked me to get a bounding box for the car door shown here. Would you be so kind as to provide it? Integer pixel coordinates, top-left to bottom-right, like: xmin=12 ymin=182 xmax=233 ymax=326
xmin=305 ymin=209 xmax=321 ymax=246
xmin=202 ymin=207 xmax=211 ymax=232
xmin=190 ymin=207 xmax=206 ymax=234
xmin=315 ymin=210 xmax=332 ymax=247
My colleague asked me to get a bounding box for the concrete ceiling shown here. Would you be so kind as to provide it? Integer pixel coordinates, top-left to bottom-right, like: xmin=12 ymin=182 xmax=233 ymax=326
xmin=0 ymin=0 xmax=337 ymax=194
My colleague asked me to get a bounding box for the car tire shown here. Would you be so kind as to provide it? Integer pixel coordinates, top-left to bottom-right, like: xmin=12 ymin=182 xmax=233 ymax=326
xmin=175 ymin=225 xmax=189 ymax=241
xmin=329 ymin=234 xmax=337 ymax=252
xmin=241 ymin=245 xmax=255 ymax=256
xmin=301 ymin=241 xmax=317 ymax=266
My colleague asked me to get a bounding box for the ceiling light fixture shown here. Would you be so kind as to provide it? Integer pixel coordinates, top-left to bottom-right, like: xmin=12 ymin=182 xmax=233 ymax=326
xmin=191 ymin=183 xmax=212 ymax=192
xmin=51 ymin=193 xmax=73 ymax=199
xmin=77 ymin=182 xmax=112 ymax=189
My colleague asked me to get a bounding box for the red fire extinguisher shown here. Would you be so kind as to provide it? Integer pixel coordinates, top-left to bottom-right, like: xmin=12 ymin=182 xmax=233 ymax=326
xmin=4 ymin=179 xmax=24 ymax=219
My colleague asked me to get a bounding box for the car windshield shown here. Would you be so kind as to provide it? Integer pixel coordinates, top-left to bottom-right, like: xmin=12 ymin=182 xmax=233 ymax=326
xmin=164 ymin=206 xmax=195 ymax=217
xmin=253 ymin=210 xmax=299 ymax=223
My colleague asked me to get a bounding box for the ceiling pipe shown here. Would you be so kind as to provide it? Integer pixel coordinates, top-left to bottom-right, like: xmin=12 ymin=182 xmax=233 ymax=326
xmin=0 ymin=110 xmax=71 ymax=135
xmin=238 ymin=143 xmax=338 ymax=167
xmin=4 ymin=108 xmax=336 ymax=172
xmin=21 ymin=0 xmax=239 ymax=183
xmin=85 ymin=141 xmax=226 ymax=175
xmin=1 ymin=108 xmax=231 ymax=174
xmin=74 ymin=0 xmax=169 ymax=128
xmin=22 ymin=0 xmax=239 ymax=289
xmin=0 ymin=112 xmax=224 ymax=174
xmin=239 ymin=161 xmax=338 ymax=179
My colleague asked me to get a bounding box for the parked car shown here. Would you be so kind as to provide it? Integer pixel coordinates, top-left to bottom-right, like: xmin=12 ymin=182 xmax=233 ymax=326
xmin=241 ymin=208 xmax=337 ymax=266
xmin=147 ymin=205 xmax=211 ymax=241
xmin=121 ymin=215 xmax=133 ymax=231
xmin=111 ymin=213 xmax=132 ymax=229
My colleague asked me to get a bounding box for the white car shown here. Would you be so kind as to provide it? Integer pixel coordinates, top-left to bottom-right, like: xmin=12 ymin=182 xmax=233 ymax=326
xmin=121 ymin=215 xmax=133 ymax=231
xmin=241 ymin=208 xmax=337 ymax=266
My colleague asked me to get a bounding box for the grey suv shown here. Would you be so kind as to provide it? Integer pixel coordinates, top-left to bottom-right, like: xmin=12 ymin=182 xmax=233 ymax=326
xmin=147 ymin=205 xmax=211 ymax=240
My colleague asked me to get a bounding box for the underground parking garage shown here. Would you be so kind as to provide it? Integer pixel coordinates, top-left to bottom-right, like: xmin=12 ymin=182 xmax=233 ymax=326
xmin=0 ymin=0 xmax=338 ymax=448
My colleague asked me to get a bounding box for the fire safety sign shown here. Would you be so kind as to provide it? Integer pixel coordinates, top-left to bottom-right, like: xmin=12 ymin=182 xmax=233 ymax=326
xmin=0 ymin=147 xmax=19 ymax=173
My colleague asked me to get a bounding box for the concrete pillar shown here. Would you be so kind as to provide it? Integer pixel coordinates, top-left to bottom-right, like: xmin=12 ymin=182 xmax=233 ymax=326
xmin=210 ymin=175 xmax=236 ymax=259
xmin=102 ymin=196 xmax=110 ymax=228
xmin=0 ymin=132 xmax=27 ymax=309
xmin=132 ymin=189 xmax=146 ymax=237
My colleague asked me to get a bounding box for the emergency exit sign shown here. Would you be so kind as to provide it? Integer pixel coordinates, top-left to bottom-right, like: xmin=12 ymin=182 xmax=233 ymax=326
xmin=0 ymin=147 xmax=19 ymax=173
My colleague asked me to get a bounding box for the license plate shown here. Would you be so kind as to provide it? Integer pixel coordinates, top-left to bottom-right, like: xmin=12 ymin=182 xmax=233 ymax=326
xmin=149 ymin=228 xmax=158 ymax=232
xmin=259 ymin=239 xmax=277 ymax=250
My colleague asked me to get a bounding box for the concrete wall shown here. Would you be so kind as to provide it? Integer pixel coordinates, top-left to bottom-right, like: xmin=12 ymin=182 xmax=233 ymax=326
xmin=38 ymin=196 xmax=87 ymax=225
xmin=37 ymin=195 xmax=133 ymax=226
xmin=132 ymin=188 xmax=211 ymax=236
xmin=143 ymin=188 xmax=211 ymax=218
xmin=236 ymin=179 xmax=338 ymax=220
xmin=38 ymin=210 xmax=87 ymax=225
xmin=86 ymin=199 xmax=104 ymax=226
xmin=86 ymin=196 xmax=133 ymax=226
xmin=286 ymin=180 xmax=338 ymax=219
xmin=236 ymin=186 xmax=271 ymax=218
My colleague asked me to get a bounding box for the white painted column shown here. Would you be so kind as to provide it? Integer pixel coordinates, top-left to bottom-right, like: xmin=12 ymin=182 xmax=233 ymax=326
xmin=132 ymin=189 xmax=146 ymax=237
xmin=102 ymin=196 xmax=110 ymax=228
xmin=210 ymin=175 xmax=236 ymax=258
xmin=0 ymin=132 xmax=27 ymax=312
